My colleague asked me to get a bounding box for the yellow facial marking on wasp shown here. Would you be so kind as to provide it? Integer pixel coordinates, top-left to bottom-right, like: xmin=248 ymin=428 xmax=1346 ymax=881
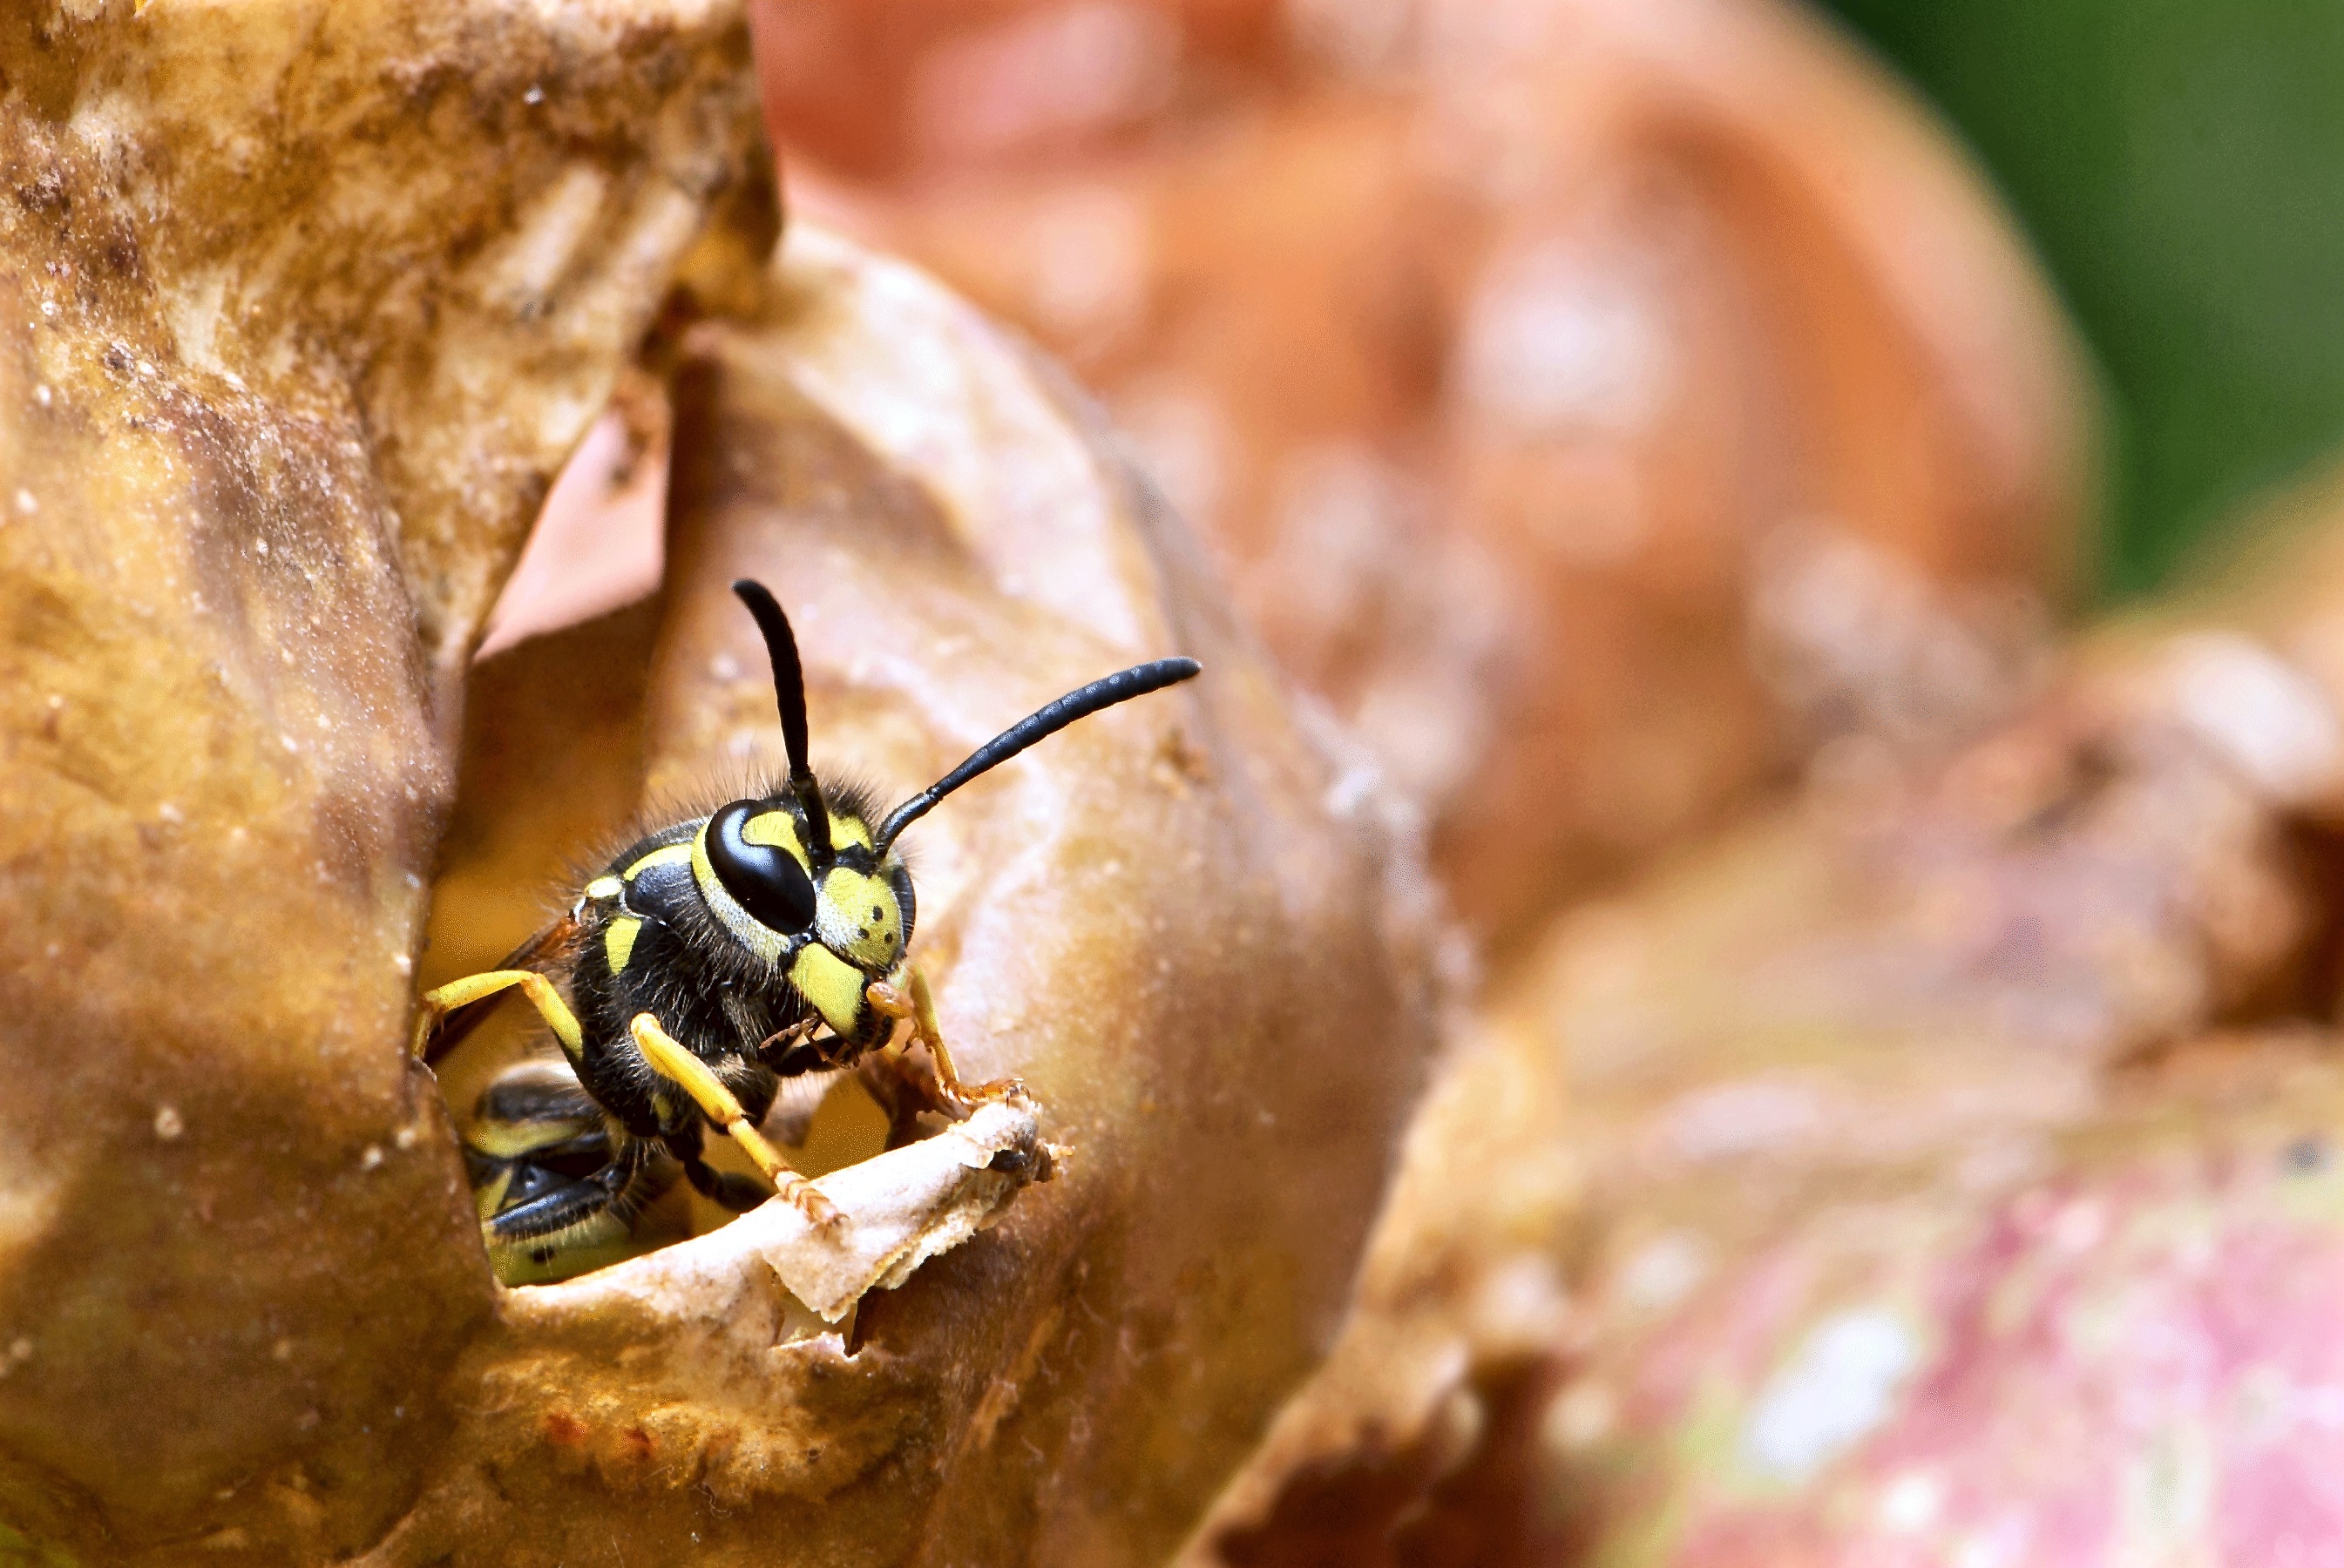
xmin=740 ymin=808 xmax=870 ymax=857
xmin=624 ymin=843 xmax=694 ymax=880
xmin=584 ymin=875 xmax=623 ymax=902
xmin=790 ymin=943 xmax=869 ymax=1036
xmin=816 ymin=867 xmax=903 ymax=970
xmin=742 ymin=810 xmax=808 ymax=865
xmin=605 ymin=916 xmax=643 ymax=974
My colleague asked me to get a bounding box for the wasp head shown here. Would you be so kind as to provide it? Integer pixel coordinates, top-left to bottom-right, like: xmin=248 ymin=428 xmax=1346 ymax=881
xmin=693 ymin=790 xmax=914 ymax=1039
xmin=718 ymin=577 xmax=1196 ymax=1041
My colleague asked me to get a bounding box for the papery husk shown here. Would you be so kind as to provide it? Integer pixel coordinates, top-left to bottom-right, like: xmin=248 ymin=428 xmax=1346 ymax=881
xmin=372 ymin=224 xmax=1440 ymax=1568
xmin=0 ymin=3 xmax=770 ymax=1560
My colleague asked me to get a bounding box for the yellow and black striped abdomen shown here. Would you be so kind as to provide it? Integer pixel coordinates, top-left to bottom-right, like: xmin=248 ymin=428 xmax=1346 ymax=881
xmin=461 ymin=1057 xmax=673 ymax=1286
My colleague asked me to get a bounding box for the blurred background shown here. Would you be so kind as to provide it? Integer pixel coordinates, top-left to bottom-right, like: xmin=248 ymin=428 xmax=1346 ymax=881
xmin=1827 ymin=0 xmax=2344 ymax=598
xmin=732 ymin=0 xmax=2114 ymax=950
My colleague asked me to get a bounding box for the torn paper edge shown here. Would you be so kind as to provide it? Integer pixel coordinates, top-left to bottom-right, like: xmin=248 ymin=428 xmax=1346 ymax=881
xmin=512 ymin=1098 xmax=1054 ymax=1322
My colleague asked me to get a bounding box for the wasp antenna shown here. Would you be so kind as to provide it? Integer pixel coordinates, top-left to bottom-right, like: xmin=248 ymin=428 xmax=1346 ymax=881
xmin=731 ymin=579 xmax=834 ymax=862
xmin=874 ymin=657 xmax=1202 ymax=853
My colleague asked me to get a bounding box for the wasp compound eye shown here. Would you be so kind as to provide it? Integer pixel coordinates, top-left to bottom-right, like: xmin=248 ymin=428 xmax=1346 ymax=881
xmin=707 ymin=800 xmax=817 ymax=936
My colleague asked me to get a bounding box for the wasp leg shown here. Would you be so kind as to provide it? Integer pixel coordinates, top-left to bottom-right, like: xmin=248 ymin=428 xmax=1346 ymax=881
xmin=411 ymin=970 xmax=583 ymax=1062
xmin=853 ymin=1051 xmax=932 ymax=1150
xmin=629 ymin=1012 xmax=839 ymax=1227
xmin=665 ymin=1119 xmax=770 ymax=1213
xmin=419 ymin=916 xmax=580 ymax=1065
xmin=865 ymin=965 xmax=1024 ymax=1119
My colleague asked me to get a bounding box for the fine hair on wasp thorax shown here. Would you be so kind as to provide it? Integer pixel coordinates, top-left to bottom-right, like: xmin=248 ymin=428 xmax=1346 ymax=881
xmin=412 ymin=578 xmax=1202 ymax=1285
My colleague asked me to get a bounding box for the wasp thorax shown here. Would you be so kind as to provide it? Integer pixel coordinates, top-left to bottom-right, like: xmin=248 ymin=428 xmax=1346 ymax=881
xmin=705 ymin=799 xmax=816 ymax=936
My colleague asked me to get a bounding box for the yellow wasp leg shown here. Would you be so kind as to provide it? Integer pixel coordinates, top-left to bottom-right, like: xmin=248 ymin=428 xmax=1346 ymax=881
xmin=410 ymin=970 xmax=582 ymax=1060
xmin=628 ymin=1013 xmax=838 ymax=1227
xmin=865 ymin=965 xmax=1025 ymax=1117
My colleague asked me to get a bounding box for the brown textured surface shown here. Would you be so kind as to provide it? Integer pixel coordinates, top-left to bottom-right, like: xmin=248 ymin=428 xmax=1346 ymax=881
xmin=770 ymin=0 xmax=2090 ymax=947
xmin=373 ymin=226 xmax=1440 ymax=1567
xmin=0 ymin=2 xmax=769 ymax=1559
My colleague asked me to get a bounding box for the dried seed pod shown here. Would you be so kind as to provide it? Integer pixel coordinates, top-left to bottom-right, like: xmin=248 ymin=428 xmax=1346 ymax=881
xmin=0 ymin=2 xmax=769 ymax=1559
xmin=382 ymin=226 xmax=1440 ymax=1567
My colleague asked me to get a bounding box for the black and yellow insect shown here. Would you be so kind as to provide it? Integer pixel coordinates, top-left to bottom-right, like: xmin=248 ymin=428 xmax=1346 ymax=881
xmin=416 ymin=579 xmax=1199 ymax=1283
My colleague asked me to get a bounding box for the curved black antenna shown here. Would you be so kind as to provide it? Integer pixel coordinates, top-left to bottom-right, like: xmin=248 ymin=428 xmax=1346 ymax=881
xmin=874 ymin=657 xmax=1202 ymax=853
xmin=731 ymin=579 xmax=835 ymax=863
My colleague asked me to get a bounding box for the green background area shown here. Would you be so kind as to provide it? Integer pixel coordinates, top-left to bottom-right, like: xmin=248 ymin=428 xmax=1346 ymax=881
xmin=1819 ymin=0 xmax=2344 ymax=598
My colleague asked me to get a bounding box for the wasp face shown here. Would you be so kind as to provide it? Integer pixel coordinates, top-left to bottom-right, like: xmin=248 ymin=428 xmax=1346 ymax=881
xmin=694 ymin=794 xmax=911 ymax=1038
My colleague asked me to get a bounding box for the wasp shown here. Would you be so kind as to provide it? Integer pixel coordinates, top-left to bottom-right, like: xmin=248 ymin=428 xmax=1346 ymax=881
xmin=416 ymin=579 xmax=1200 ymax=1284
